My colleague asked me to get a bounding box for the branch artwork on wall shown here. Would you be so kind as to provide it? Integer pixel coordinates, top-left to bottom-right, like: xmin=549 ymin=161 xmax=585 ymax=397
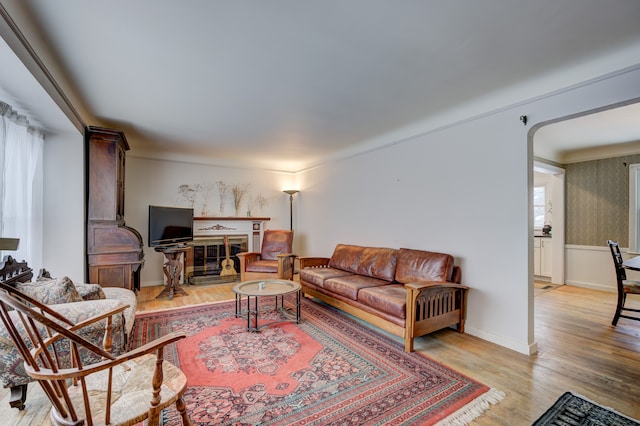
xmin=231 ymin=183 xmax=250 ymax=216
xmin=248 ymin=194 xmax=269 ymax=216
xmin=216 ymin=181 xmax=229 ymax=216
xmin=175 ymin=181 xmax=270 ymax=218
xmin=199 ymin=181 xmax=216 ymax=216
xmin=177 ymin=184 xmax=198 ymax=208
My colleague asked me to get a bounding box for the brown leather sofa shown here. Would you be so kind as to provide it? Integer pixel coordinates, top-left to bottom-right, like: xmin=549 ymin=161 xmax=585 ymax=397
xmin=299 ymin=244 xmax=467 ymax=352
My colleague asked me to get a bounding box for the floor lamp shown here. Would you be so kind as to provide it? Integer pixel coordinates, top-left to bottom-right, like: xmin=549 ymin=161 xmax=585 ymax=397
xmin=283 ymin=190 xmax=299 ymax=231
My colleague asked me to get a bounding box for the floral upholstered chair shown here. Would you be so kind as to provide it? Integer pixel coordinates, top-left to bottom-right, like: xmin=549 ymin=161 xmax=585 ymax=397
xmin=0 ymin=256 xmax=137 ymax=410
xmin=0 ymin=277 xmax=190 ymax=425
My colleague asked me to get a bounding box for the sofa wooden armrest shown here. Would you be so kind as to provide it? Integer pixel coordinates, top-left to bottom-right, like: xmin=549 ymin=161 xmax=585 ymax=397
xmin=404 ymin=281 xmax=469 ymax=291
xmin=404 ymin=281 xmax=468 ymax=352
xmin=298 ymin=257 xmax=331 ymax=269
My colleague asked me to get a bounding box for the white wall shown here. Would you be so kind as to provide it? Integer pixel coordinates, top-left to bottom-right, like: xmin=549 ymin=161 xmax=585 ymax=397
xmin=42 ymin=131 xmax=85 ymax=282
xmin=565 ymin=245 xmax=614 ymax=290
xmin=297 ymin=65 xmax=640 ymax=355
xmin=124 ymin=156 xmax=295 ymax=286
xmin=565 ymin=244 xmax=640 ymax=291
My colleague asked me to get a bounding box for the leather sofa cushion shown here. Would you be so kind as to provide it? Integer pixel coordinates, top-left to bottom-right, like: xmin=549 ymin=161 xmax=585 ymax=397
xmin=395 ymin=248 xmax=453 ymax=284
xmin=328 ymin=244 xmax=365 ymax=274
xmin=358 ymin=285 xmax=407 ymax=319
xmin=356 ymin=247 xmax=398 ymax=282
xmin=324 ymin=275 xmax=391 ymax=301
xmin=299 ymin=267 xmax=353 ymax=288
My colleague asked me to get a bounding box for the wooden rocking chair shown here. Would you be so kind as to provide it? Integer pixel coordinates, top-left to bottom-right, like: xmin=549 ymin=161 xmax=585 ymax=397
xmin=0 ymin=282 xmax=192 ymax=425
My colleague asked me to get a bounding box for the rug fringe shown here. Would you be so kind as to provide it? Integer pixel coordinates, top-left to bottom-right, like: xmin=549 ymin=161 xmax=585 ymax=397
xmin=435 ymin=388 xmax=506 ymax=426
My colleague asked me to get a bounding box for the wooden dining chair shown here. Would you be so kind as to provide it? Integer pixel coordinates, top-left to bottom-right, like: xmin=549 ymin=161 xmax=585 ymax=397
xmin=607 ymin=240 xmax=640 ymax=325
xmin=0 ymin=282 xmax=192 ymax=425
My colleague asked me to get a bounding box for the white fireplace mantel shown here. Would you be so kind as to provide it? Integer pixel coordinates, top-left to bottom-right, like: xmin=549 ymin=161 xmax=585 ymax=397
xmin=193 ymin=217 xmax=270 ymax=252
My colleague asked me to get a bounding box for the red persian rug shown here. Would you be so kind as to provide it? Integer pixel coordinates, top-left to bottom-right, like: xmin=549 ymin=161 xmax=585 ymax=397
xmin=130 ymin=297 xmax=503 ymax=425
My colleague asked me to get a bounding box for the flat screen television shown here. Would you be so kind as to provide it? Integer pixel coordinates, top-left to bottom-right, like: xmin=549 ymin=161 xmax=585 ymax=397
xmin=148 ymin=205 xmax=194 ymax=248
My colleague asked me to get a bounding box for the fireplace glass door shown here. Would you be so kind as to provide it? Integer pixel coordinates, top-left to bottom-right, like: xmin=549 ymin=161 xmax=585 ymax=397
xmin=187 ymin=235 xmax=248 ymax=284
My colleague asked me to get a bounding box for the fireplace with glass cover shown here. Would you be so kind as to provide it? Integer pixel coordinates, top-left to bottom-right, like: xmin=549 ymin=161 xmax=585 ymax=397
xmin=186 ymin=235 xmax=248 ymax=284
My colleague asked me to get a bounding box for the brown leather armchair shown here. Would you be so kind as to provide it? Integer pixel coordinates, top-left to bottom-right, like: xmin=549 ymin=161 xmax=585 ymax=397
xmin=236 ymin=230 xmax=296 ymax=281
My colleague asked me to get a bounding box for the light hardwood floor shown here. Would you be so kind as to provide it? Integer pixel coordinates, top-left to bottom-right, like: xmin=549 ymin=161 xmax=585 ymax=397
xmin=2 ymin=283 xmax=639 ymax=425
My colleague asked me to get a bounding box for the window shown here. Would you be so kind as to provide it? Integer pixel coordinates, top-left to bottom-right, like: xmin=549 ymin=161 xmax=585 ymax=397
xmin=0 ymin=101 xmax=44 ymax=265
xmin=533 ymin=185 xmax=546 ymax=229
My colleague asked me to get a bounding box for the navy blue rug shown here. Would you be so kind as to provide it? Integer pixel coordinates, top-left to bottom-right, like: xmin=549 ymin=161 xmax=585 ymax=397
xmin=533 ymin=392 xmax=639 ymax=425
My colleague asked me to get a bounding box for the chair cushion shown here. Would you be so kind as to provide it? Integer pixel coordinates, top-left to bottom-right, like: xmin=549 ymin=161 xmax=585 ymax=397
xmin=0 ymin=310 xmax=35 ymax=386
xmin=260 ymin=230 xmax=294 ymax=260
xmin=16 ymin=276 xmax=83 ymax=305
xmin=75 ymin=283 xmax=107 ymax=301
xmin=63 ymin=353 xmax=187 ymax=425
xmin=246 ymin=259 xmax=278 ymax=273
xmin=49 ymin=299 xmax=128 ymax=358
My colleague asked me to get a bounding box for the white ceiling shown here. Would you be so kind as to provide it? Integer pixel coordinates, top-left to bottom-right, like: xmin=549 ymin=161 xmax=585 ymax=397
xmin=5 ymin=0 xmax=640 ymax=171
xmin=534 ymin=102 xmax=640 ymax=163
xmin=0 ymin=35 xmax=75 ymax=136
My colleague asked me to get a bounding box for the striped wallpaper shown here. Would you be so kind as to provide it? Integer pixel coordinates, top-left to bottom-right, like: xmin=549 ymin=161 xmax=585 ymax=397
xmin=565 ymin=154 xmax=640 ymax=246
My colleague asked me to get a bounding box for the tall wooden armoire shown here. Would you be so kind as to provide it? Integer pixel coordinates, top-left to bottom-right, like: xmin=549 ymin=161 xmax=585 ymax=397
xmin=86 ymin=126 xmax=144 ymax=291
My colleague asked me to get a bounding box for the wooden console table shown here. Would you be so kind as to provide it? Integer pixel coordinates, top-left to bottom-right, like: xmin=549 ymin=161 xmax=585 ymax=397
xmin=155 ymin=246 xmax=189 ymax=300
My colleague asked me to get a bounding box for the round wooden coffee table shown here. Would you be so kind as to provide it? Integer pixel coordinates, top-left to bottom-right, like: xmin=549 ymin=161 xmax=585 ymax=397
xmin=232 ymin=279 xmax=301 ymax=331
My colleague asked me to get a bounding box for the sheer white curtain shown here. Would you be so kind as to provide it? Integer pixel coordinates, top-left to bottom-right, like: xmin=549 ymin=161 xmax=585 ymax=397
xmin=0 ymin=101 xmax=44 ymax=267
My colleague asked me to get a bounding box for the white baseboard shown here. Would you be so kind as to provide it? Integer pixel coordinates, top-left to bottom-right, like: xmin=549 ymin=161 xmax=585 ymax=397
xmin=465 ymin=326 xmax=536 ymax=356
xmin=564 ymin=280 xmax=616 ymax=293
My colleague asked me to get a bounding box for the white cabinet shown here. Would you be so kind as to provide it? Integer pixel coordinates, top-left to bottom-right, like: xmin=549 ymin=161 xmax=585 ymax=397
xmin=534 ymin=238 xmax=541 ymax=275
xmin=540 ymin=238 xmax=553 ymax=277
xmin=534 ymin=237 xmax=552 ymax=278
